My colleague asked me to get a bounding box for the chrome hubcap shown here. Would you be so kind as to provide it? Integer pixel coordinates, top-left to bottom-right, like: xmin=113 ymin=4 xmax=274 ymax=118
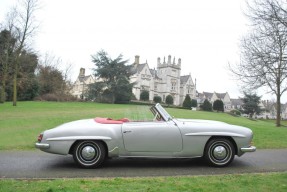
xmin=213 ymin=146 xmax=227 ymax=160
xmin=81 ymin=146 xmax=96 ymax=161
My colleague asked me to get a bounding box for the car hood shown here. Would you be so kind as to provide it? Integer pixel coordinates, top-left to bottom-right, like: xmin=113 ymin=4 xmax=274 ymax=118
xmin=174 ymin=118 xmax=252 ymax=134
xmin=175 ymin=118 xmax=229 ymax=125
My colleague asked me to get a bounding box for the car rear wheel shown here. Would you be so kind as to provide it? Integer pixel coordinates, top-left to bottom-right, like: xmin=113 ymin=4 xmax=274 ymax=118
xmin=73 ymin=141 xmax=106 ymax=168
xmin=204 ymin=138 xmax=235 ymax=167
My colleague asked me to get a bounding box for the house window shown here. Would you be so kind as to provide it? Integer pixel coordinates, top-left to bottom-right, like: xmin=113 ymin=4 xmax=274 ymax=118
xmin=186 ymin=85 xmax=191 ymax=93
xmin=171 ymin=82 xmax=176 ymax=90
xmin=171 ymin=79 xmax=176 ymax=91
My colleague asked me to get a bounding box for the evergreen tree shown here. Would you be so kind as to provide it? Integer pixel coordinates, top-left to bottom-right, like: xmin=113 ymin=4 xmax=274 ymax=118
xmin=201 ymin=99 xmax=212 ymax=111
xmin=114 ymin=76 xmax=133 ymax=103
xmin=182 ymin=94 xmax=192 ymax=109
xmin=90 ymin=50 xmax=133 ymax=103
xmin=213 ymin=99 xmax=224 ymax=112
xmin=242 ymin=92 xmax=262 ymax=118
xmin=165 ymin=95 xmax=174 ymax=106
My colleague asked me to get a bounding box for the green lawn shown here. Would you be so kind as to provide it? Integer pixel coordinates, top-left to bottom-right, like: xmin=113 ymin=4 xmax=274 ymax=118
xmin=0 ymin=101 xmax=287 ymax=150
xmin=0 ymin=172 xmax=287 ymax=192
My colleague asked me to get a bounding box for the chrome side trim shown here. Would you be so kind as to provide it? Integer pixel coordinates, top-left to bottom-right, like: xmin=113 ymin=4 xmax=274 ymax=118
xmin=119 ymin=155 xmax=202 ymax=159
xmin=185 ymin=132 xmax=245 ymax=137
xmin=108 ymin=147 xmax=119 ymax=157
xmin=241 ymin=146 xmax=256 ymax=152
xmin=46 ymin=136 xmax=112 ymax=141
xmin=35 ymin=143 xmax=50 ymax=149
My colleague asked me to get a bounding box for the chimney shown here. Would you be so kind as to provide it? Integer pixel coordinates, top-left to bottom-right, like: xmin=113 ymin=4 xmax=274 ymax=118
xmin=134 ymin=55 xmax=140 ymax=65
xmin=79 ymin=68 xmax=85 ymax=77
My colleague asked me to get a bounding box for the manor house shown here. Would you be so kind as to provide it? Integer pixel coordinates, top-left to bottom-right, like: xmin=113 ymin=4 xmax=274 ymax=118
xmin=130 ymin=55 xmax=196 ymax=106
xmin=71 ymin=55 xmax=196 ymax=106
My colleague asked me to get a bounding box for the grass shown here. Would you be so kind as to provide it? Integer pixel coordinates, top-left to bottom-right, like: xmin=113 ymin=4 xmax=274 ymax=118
xmin=0 ymin=101 xmax=287 ymax=150
xmin=0 ymin=172 xmax=287 ymax=192
xmin=0 ymin=102 xmax=153 ymax=150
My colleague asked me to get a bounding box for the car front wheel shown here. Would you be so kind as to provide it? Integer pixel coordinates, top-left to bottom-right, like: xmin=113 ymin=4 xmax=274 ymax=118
xmin=204 ymin=138 xmax=235 ymax=167
xmin=73 ymin=141 xmax=106 ymax=168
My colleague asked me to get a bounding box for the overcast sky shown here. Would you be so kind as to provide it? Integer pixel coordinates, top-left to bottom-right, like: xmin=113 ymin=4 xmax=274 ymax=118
xmin=1 ymin=0 xmax=281 ymax=101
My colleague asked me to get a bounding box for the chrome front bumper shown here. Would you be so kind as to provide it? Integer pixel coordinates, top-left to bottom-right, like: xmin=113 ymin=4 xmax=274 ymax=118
xmin=241 ymin=146 xmax=256 ymax=152
xmin=35 ymin=142 xmax=50 ymax=149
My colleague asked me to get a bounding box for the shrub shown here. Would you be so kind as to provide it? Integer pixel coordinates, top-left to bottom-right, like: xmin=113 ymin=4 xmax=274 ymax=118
xmin=153 ymin=96 xmax=162 ymax=103
xmin=230 ymin=109 xmax=241 ymax=116
xmin=140 ymin=90 xmax=149 ymax=101
xmin=165 ymin=95 xmax=174 ymax=106
xmin=191 ymin=99 xmax=197 ymax=108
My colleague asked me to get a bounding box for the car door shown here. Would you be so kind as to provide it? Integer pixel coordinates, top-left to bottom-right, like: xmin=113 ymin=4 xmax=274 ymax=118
xmin=122 ymin=121 xmax=183 ymax=152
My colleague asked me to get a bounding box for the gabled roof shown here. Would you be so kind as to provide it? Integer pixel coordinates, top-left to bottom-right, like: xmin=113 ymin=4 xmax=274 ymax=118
xmin=215 ymin=92 xmax=227 ymax=99
xmin=230 ymin=98 xmax=243 ymax=106
xmin=130 ymin=63 xmax=147 ymax=75
xmin=136 ymin=64 xmax=146 ymax=73
xmin=180 ymin=75 xmax=190 ymax=84
xmin=202 ymin=92 xmax=213 ymax=99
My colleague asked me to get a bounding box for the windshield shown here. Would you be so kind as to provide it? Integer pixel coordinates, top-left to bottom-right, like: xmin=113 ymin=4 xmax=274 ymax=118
xmin=151 ymin=103 xmax=172 ymax=121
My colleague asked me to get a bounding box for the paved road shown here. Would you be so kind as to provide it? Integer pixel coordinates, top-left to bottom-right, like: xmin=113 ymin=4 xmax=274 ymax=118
xmin=0 ymin=149 xmax=287 ymax=179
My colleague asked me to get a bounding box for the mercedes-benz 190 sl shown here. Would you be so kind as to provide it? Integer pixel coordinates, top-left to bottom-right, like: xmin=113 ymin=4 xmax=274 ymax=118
xmin=35 ymin=103 xmax=256 ymax=168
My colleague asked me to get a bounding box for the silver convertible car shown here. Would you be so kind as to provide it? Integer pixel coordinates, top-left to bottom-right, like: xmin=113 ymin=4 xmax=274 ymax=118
xmin=36 ymin=103 xmax=256 ymax=168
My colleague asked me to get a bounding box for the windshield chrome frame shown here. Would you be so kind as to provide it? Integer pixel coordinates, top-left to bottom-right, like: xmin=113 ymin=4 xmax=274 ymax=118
xmin=152 ymin=103 xmax=172 ymax=121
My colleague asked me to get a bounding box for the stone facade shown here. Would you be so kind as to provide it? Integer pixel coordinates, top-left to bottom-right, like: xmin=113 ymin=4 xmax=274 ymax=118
xmin=130 ymin=55 xmax=196 ymax=106
xmin=71 ymin=68 xmax=95 ymax=99
xmin=197 ymin=92 xmax=239 ymax=112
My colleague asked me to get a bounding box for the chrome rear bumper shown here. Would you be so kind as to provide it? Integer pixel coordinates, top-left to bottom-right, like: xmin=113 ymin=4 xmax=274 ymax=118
xmin=241 ymin=146 xmax=256 ymax=152
xmin=35 ymin=142 xmax=50 ymax=149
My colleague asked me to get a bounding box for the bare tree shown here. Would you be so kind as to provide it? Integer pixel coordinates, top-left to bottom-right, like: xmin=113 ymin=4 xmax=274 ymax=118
xmin=62 ymin=62 xmax=74 ymax=95
xmin=37 ymin=53 xmax=74 ymax=100
xmin=6 ymin=0 xmax=40 ymax=106
xmin=230 ymin=0 xmax=287 ymax=127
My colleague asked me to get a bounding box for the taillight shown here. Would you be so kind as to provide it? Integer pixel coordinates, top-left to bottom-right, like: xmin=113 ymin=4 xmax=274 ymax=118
xmin=37 ymin=134 xmax=43 ymax=142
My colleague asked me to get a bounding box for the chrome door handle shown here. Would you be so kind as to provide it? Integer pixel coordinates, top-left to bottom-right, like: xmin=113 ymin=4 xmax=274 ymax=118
xmin=123 ymin=130 xmax=132 ymax=133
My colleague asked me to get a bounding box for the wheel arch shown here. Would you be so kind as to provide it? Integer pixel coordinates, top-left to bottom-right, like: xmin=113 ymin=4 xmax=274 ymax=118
xmin=205 ymin=136 xmax=238 ymax=155
xmin=69 ymin=140 xmax=109 ymax=158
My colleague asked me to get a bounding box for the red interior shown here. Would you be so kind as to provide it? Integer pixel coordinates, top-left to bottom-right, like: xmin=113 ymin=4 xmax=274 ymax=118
xmin=94 ymin=117 xmax=130 ymax=124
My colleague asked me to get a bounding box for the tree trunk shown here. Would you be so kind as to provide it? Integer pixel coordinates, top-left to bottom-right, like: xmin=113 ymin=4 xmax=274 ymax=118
xmin=0 ymin=74 xmax=6 ymax=103
xmin=276 ymin=92 xmax=281 ymax=127
xmin=12 ymin=61 xmax=18 ymax=106
xmin=13 ymin=73 xmax=17 ymax=106
xmin=0 ymin=47 xmax=9 ymax=103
